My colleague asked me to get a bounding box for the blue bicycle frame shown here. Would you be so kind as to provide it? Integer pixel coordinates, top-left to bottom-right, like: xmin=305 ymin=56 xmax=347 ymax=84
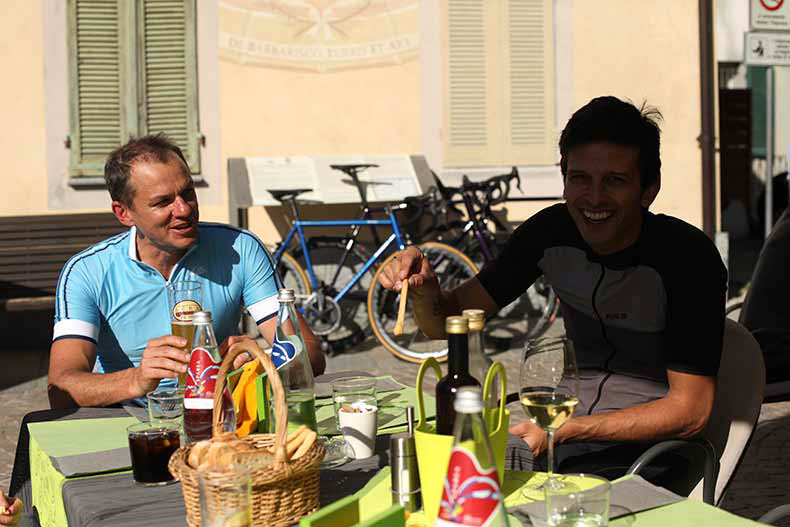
xmin=272 ymin=209 xmax=407 ymax=304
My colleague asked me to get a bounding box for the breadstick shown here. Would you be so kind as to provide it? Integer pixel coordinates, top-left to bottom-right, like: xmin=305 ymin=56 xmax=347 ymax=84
xmin=393 ymin=278 xmax=409 ymax=335
xmin=286 ymin=425 xmax=308 ymax=444
xmin=291 ymin=430 xmax=317 ymax=460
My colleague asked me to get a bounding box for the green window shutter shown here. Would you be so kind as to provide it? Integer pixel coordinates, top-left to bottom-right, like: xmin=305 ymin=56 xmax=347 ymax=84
xmin=68 ymin=0 xmax=132 ymax=177
xmin=138 ymin=0 xmax=201 ymax=174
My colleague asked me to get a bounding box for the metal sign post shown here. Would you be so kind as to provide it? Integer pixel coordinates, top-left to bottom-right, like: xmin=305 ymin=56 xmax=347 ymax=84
xmin=766 ymin=66 xmax=774 ymax=239
xmin=747 ymin=0 xmax=789 ymax=237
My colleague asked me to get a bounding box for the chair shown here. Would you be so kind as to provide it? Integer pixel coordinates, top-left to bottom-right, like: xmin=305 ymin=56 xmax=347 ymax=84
xmin=759 ymin=505 xmax=790 ymax=525
xmin=627 ymin=318 xmax=765 ymax=506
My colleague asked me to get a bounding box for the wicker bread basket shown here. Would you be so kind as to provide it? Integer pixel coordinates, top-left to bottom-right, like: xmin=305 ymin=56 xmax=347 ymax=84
xmin=169 ymin=340 xmax=325 ymax=527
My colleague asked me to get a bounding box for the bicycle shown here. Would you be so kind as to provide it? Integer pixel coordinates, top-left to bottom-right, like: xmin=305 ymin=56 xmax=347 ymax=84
xmin=268 ymin=186 xmax=478 ymax=362
xmin=275 ymin=164 xmax=433 ymax=353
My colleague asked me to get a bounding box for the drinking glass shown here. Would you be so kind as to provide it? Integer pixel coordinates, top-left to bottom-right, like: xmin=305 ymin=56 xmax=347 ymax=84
xmin=147 ymin=388 xmax=185 ymax=423
xmin=545 ymin=474 xmax=611 ymax=527
xmin=199 ymin=464 xmax=252 ymax=527
xmin=167 ymin=281 xmax=203 ymax=388
xmin=127 ymin=422 xmax=181 ymax=486
xmin=331 ymin=376 xmax=377 ymax=431
xmin=519 ymin=336 xmax=579 ymax=496
xmin=319 ymin=376 xmax=378 ymax=467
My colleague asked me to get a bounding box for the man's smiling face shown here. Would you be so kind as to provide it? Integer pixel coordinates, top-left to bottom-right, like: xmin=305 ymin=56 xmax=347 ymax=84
xmin=563 ymin=142 xmax=658 ymax=255
xmin=122 ymin=153 xmax=200 ymax=257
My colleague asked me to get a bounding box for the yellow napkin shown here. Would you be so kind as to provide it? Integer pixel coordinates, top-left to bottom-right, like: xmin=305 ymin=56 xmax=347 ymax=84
xmin=232 ymin=359 xmax=263 ymax=436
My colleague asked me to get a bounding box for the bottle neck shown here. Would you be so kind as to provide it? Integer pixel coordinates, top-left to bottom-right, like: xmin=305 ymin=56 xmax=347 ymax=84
xmin=277 ymin=301 xmax=304 ymax=341
xmin=448 ymin=333 xmax=469 ymax=375
xmin=468 ymin=328 xmax=484 ymax=356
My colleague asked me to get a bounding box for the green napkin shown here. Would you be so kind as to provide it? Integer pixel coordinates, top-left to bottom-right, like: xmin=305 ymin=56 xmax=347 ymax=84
xmin=28 ymin=417 xmax=138 ymax=457
xmin=609 ymin=499 xmax=764 ymax=526
xmin=316 ymin=385 xmax=435 ymax=437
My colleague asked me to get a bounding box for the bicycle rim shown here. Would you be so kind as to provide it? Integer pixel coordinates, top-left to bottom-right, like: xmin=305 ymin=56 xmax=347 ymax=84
xmin=276 ymin=250 xmax=312 ymax=298
xmin=291 ymin=239 xmax=375 ymax=353
xmin=368 ymin=242 xmax=478 ymax=363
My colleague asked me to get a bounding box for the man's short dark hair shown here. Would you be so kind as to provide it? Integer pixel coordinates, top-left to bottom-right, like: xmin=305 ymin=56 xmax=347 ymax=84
xmin=104 ymin=134 xmax=190 ymax=206
xmin=559 ymin=96 xmax=662 ymax=190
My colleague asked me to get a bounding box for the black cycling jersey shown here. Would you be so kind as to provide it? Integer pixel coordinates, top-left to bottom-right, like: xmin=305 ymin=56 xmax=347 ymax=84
xmin=478 ymin=204 xmax=727 ymax=414
xmin=740 ymin=207 xmax=790 ymax=385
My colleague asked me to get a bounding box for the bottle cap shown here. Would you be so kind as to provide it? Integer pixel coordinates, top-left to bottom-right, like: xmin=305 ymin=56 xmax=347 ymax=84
xmin=277 ymin=289 xmax=295 ymax=302
xmin=445 ymin=316 xmax=469 ymax=334
xmin=462 ymin=309 xmax=485 ymax=331
xmin=192 ymin=311 xmax=212 ymax=324
xmin=454 ymin=386 xmax=484 ymax=413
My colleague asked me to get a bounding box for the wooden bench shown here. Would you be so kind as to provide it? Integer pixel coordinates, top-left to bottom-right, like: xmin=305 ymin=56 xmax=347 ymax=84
xmin=0 ymin=213 xmax=126 ymax=311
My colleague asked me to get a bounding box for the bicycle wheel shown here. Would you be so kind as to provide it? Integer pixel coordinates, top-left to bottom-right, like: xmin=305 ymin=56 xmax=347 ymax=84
xmin=368 ymin=242 xmax=478 ymax=363
xmin=290 ymin=237 xmax=376 ymax=353
xmin=276 ymin=250 xmax=312 ymax=299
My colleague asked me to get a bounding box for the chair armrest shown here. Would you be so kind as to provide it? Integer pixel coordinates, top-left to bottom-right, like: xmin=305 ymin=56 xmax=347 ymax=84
xmin=758 ymin=504 xmax=790 ymax=524
xmin=725 ymin=300 xmax=744 ymax=317
xmin=626 ymin=438 xmax=719 ymax=505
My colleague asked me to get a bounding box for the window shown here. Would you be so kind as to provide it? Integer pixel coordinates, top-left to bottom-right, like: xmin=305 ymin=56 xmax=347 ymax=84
xmin=67 ymin=0 xmax=200 ymax=178
xmin=441 ymin=0 xmax=555 ymax=167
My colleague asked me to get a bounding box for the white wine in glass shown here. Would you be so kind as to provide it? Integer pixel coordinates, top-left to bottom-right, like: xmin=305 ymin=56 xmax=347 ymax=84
xmin=519 ymin=336 xmax=579 ymax=495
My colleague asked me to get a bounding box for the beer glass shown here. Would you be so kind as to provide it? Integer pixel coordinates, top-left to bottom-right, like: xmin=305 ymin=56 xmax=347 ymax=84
xmin=167 ymin=281 xmax=203 ymax=387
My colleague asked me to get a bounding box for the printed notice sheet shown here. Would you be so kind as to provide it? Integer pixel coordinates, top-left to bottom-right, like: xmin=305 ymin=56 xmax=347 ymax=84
xmin=245 ymin=155 xmax=423 ymax=204
xmin=246 ymin=157 xmax=320 ymax=206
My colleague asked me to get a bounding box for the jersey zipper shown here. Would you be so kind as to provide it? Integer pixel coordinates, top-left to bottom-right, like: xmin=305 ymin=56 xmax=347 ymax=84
xmin=586 ymin=262 xmax=620 ymax=416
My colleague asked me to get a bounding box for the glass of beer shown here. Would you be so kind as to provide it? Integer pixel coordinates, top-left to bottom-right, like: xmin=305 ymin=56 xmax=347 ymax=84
xmin=167 ymin=281 xmax=203 ymax=387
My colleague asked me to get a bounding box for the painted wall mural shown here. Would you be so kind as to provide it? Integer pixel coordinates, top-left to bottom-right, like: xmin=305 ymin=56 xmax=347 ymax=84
xmin=219 ymin=0 xmax=419 ymax=71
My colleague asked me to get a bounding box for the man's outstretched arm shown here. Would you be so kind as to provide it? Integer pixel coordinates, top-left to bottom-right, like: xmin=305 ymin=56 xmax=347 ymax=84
xmin=511 ymin=370 xmax=715 ymax=455
xmin=48 ymin=335 xmax=190 ymax=408
xmin=377 ymin=246 xmax=499 ymax=338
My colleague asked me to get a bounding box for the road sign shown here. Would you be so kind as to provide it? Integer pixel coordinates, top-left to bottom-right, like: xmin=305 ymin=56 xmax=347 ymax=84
xmin=745 ymin=31 xmax=790 ymax=65
xmin=752 ymin=0 xmax=790 ymax=30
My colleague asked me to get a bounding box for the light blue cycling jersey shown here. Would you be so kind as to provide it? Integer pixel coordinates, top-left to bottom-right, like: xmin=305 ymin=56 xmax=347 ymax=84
xmin=53 ymin=222 xmax=281 ymax=395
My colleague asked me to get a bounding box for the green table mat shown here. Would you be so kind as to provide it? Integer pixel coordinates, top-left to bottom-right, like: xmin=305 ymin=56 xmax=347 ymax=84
xmin=344 ymin=467 xmax=761 ymax=527
xmin=28 ymin=417 xmax=138 ymax=457
xmin=316 ymin=382 xmax=435 ymax=437
xmin=29 ymin=417 xmax=139 ymax=527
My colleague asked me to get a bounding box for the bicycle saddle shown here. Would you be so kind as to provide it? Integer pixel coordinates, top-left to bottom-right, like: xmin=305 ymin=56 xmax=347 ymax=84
xmin=267 ymin=189 xmax=313 ymax=202
xmin=329 ymin=164 xmax=379 ymax=179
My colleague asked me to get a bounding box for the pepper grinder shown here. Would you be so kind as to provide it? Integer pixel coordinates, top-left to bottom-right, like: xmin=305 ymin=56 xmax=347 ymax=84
xmin=390 ymin=406 xmax=421 ymax=512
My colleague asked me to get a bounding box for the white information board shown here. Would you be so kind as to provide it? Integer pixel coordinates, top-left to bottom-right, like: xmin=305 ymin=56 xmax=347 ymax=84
xmin=744 ymin=31 xmax=790 ymax=65
xmin=244 ymin=155 xmax=423 ymax=205
xmin=752 ymin=0 xmax=790 ymax=30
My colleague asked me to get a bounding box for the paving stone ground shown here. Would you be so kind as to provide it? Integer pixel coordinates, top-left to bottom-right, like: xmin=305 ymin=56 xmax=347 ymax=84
xmin=2 ymin=317 xmax=789 ymax=522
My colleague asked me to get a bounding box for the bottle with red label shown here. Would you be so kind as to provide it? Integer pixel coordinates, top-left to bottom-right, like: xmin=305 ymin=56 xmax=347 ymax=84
xmin=436 ymin=386 xmax=507 ymax=527
xmin=183 ymin=311 xmax=235 ymax=442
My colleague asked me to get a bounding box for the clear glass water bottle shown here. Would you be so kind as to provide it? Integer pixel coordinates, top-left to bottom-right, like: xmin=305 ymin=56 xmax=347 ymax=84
xmin=462 ymin=309 xmax=497 ymax=410
xmin=272 ymin=289 xmax=317 ymax=433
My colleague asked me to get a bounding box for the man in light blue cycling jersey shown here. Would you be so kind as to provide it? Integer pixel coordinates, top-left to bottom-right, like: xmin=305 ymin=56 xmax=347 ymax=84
xmin=48 ymin=134 xmax=325 ymax=408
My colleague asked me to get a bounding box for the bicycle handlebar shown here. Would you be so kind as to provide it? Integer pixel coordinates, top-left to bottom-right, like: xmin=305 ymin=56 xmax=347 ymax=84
xmin=435 ymin=167 xmax=521 ymax=208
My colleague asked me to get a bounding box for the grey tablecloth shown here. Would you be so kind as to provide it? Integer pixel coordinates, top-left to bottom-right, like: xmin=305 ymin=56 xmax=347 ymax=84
xmin=11 ymin=402 xmax=391 ymax=526
xmin=60 ymin=434 xmax=390 ymax=527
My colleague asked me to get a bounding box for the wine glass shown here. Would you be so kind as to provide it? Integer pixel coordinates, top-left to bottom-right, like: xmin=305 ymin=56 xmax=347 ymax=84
xmin=519 ymin=336 xmax=579 ymax=496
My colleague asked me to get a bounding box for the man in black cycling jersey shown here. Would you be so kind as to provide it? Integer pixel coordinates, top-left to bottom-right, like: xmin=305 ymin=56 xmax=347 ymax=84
xmin=378 ymin=96 xmax=727 ymax=478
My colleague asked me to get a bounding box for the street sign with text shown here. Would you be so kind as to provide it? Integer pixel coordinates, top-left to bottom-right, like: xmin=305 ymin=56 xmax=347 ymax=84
xmin=752 ymin=0 xmax=790 ymax=30
xmin=745 ymin=31 xmax=790 ymax=65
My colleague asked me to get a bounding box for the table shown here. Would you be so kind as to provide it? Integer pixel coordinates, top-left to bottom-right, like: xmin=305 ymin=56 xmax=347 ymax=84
xmin=9 ymin=391 xmax=765 ymax=526
xmin=9 ymin=372 xmax=426 ymax=526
